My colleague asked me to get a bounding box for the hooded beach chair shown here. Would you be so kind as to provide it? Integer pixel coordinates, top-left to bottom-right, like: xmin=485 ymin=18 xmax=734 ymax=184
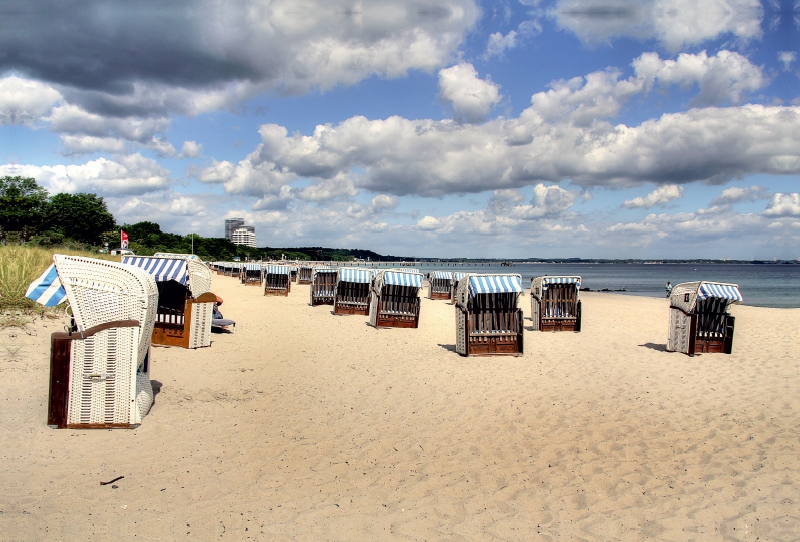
xmin=242 ymin=263 xmax=262 ymax=286
xmin=369 ymin=269 xmax=423 ymax=328
xmin=333 ymin=268 xmax=373 ymax=315
xmin=264 ymin=264 xmax=292 ymax=296
xmin=454 ymin=274 xmax=524 ymax=356
xmin=26 ymin=255 xmax=158 ymax=429
xmin=310 ymin=267 xmax=339 ymax=306
xmin=428 ymin=271 xmax=452 ymax=300
xmin=122 ymin=256 xmax=216 ymax=349
xmin=298 ymin=265 xmax=314 ymax=285
xmin=530 ymin=276 xmax=582 ymax=332
xmin=667 ymin=281 xmax=742 ymax=356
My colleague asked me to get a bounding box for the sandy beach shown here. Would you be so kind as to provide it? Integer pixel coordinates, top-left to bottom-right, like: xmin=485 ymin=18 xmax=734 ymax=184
xmin=2 ymin=273 xmax=799 ymax=541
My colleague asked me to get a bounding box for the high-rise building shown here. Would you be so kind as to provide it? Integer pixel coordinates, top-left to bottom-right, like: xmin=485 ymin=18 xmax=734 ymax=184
xmin=224 ymin=218 xmax=245 ymax=241
xmin=231 ymin=227 xmax=257 ymax=248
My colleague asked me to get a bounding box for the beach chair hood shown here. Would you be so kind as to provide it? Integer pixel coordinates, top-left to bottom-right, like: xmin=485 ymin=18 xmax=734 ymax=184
xmin=670 ymin=281 xmax=742 ymax=313
xmin=372 ymin=269 xmax=423 ymax=293
xmin=531 ymin=276 xmax=581 ymax=301
xmin=121 ymin=256 xmax=212 ymax=297
xmin=337 ymin=268 xmax=374 ymax=284
xmin=455 ymin=274 xmax=523 ymax=309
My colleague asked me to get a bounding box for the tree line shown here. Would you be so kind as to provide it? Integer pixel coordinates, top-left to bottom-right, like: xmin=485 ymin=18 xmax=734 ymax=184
xmin=0 ymin=176 xmax=400 ymax=262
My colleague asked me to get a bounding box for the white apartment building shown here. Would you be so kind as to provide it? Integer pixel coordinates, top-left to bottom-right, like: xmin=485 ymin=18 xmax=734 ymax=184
xmin=231 ymin=226 xmax=257 ymax=248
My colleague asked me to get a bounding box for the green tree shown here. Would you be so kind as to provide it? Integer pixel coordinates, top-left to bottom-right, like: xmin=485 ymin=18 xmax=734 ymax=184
xmin=0 ymin=176 xmax=48 ymax=239
xmin=45 ymin=192 xmax=115 ymax=245
xmin=121 ymin=221 xmax=163 ymax=244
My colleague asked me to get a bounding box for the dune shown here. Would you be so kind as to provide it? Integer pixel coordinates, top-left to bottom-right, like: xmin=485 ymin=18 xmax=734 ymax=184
xmin=1 ymin=274 xmax=798 ymax=540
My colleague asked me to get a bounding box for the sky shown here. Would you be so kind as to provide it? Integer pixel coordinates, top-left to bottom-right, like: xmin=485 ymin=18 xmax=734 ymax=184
xmin=1 ymin=0 xmax=799 ymax=259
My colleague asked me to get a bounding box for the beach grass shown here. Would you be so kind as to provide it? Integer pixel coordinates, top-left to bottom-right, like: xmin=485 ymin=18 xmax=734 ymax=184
xmin=0 ymin=246 xmax=117 ymax=319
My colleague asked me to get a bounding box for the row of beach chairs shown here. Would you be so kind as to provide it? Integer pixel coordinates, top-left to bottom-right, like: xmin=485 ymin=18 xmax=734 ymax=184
xmin=242 ymin=265 xmax=741 ymax=359
xmin=27 ymin=254 xmax=742 ymax=432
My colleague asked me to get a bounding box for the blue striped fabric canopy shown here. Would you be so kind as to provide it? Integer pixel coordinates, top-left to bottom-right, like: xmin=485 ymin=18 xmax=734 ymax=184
xmin=453 ymin=272 xmax=468 ymax=282
xmin=338 ymin=268 xmax=373 ymax=284
xmin=468 ymin=275 xmax=523 ymax=297
xmin=698 ymin=282 xmax=742 ymax=302
xmin=265 ymin=265 xmax=291 ymax=275
xmin=432 ymin=271 xmax=452 ymax=279
xmin=314 ymin=267 xmax=338 ymax=274
xmin=244 ymin=263 xmax=261 ymax=271
xmin=122 ymin=257 xmax=188 ymax=285
xmin=384 ymin=271 xmax=423 ymax=288
xmin=540 ymin=276 xmax=581 ymax=290
xmin=25 ymin=264 xmax=67 ymax=306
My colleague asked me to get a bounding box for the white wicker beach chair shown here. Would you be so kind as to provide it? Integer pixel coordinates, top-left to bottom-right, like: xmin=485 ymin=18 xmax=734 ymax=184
xmin=28 ymin=255 xmax=158 ymax=428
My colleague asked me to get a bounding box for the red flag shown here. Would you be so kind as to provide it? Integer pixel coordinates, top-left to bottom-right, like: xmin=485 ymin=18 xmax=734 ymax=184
xmin=120 ymin=230 xmax=129 ymax=249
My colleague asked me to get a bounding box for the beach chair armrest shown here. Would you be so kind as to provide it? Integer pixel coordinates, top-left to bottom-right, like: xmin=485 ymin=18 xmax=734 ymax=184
xmin=50 ymin=319 xmax=141 ymax=341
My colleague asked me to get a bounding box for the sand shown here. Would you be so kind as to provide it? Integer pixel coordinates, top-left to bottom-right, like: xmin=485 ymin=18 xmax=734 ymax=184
xmin=2 ymin=274 xmax=799 ymax=541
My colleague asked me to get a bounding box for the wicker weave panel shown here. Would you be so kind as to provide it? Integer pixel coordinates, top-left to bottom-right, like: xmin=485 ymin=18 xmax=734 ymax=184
xmin=667 ymin=307 xmax=691 ymax=354
xmin=189 ymin=302 xmax=213 ymax=348
xmin=456 ymin=308 xmax=466 ymax=355
xmin=135 ymin=371 xmax=153 ymax=422
xmin=368 ymin=294 xmax=379 ymax=326
xmin=68 ymin=328 xmax=136 ymax=425
xmin=530 ymin=298 xmax=540 ymax=331
xmin=187 ymin=260 xmax=212 ymax=296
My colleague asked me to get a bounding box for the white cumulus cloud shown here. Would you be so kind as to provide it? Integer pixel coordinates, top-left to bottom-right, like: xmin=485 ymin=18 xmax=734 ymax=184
xmin=438 ymin=63 xmax=503 ymax=123
xmin=710 ymin=185 xmax=770 ymax=205
xmin=633 ymin=50 xmax=766 ymax=105
xmin=778 ymin=51 xmax=797 ymax=72
xmin=0 ymin=76 xmax=62 ymax=125
xmin=623 ymin=184 xmax=684 ymax=208
xmin=0 ymin=154 xmax=171 ymax=196
xmin=552 ymin=0 xmax=763 ymax=51
xmin=762 ymin=193 xmax=800 ymax=217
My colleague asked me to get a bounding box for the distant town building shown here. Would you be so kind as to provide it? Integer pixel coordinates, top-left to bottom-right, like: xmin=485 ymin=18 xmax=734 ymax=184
xmin=231 ymin=226 xmax=257 ymax=248
xmin=224 ymin=218 xmax=245 ymax=241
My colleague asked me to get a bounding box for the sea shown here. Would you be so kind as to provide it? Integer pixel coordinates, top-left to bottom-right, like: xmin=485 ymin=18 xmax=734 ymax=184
xmin=352 ymin=262 xmax=800 ymax=309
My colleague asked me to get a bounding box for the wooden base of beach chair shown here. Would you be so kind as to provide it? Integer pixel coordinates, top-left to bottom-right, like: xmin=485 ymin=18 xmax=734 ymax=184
xmin=374 ymin=313 xmax=419 ymax=328
xmin=298 ymin=279 xmax=312 ymax=285
xmin=429 ymin=291 xmax=450 ymax=300
xmin=152 ymin=322 xmax=187 ymax=347
xmin=694 ymin=338 xmax=726 ymax=354
xmin=334 ymin=303 xmax=369 ymax=315
xmin=244 ymin=280 xmax=261 ymax=286
xmin=540 ymin=319 xmax=579 ymax=332
xmin=311 ymin=297 xmax=335 ymax=306
xmin=265 ymin=288 xmax=290 ymax=297
xmin=466 ymin=334 xmax=522 ymax=356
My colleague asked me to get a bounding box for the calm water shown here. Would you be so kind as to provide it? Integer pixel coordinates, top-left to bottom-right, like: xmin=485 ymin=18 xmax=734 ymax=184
xmin=352 ymin=262 xmax=800 ymax=308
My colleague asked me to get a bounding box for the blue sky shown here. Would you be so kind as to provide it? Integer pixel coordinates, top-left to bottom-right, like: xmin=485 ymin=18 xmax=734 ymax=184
xmin=2 ymin=0 xmax=799 ymax=258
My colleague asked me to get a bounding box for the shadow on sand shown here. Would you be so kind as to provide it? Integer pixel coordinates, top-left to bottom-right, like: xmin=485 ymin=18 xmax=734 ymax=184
xmin=639 ymin=342 xmax=668 ymax=352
